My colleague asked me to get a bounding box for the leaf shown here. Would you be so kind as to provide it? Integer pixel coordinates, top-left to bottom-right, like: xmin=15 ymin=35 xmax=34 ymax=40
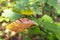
xmin=43 ymin=6 xmax=51 ymax=12
xmin=32 ymin=2 xmax=41 ymax=8
xmin=54 ymin=5 xmax=60 ymax=14
xmin=38 ymin=15 xmax=60 ymax=40
xmin=18 ymin=0 xmax=29 ymax=5
xmin=32 ymin=8 xmax=42 ymax=15
xmin=4 ymin=18 xmax=9 ymax=22
xmin=41 ymin=22 xmax=58 ymax=32
xmin=0 ymin=16 xmax=9 ymax=22
xmin=29 ymin=0 xmax=47 ymax=2
xmin=47 ymin=0 xmax=57 ymax=6
xmin=47 ymin=33 xmax=57 ymax=40
xmin=15 ymin=1 xmax=26 ymax=10
xmin=23 ymin=36 xmax=31 ymax=40
xmin=15 ymin=0 xmax=30 ymax=10
xmin=38 ymin=0 xmax=47 ymax=2
xmin=0 ymin=16 xmax=4 ymax=22
xmin=55 ymin=22 xmax=60 ymax=27
xmin=41 ymin=22 xmax=60 ymax=40
xmin=28 ymin=26 xmax=41 ymax=35
xmin=39 ymin=15 xmax=53 ymax=23
xmin=2 ymin=9 xmax=23 ymax=21
xmin=20 ymin=9 xmax=34 ymax=15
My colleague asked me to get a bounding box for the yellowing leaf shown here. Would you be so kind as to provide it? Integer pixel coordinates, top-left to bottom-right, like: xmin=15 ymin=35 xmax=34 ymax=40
xmin=20 ymin=9 xmax=34 ymax=15
xmin=0 ymin=16 xmax=9 ymax=22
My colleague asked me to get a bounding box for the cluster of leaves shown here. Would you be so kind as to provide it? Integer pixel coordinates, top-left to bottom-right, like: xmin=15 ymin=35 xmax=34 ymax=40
xmin=0 ymin=0 xmax=60 ymax=40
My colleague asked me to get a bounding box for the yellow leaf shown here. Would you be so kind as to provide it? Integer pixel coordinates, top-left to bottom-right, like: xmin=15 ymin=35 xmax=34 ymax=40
xmin=20 ymin=9 xmax=34 ymax=15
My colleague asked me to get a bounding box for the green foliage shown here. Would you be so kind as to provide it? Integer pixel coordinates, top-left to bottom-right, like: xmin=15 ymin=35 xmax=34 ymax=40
xmin=0 ymin=0 xmax=60 ymax=40
xmin=55 ymin=5 xmax=60 ymax=14
xmin=2 ymin=9 xmax=23 ymax=21
xmin=40 ymin=22 xmax=60 ymax=40
xmin=15 ymin=0 xmax=29 ymax=10
xmin=39 ymin=15 xmax=53 ymax=23
xmin=14 ymin=0 xmax=42 ymax=15
xmin=47 ymin=0 xmax=60 ymax=15
xmin=56 ymin=22 xmax=60 ymax=27
xmin=47 ymin=33 xmax=57 ymax=40
xmin=28 ymin=26 xmax=41 ymax=35
xmin=47 ymin=0 xmax=57 ymax=6
xmin=38 ymin=15 xmax=60 ymax=40
xmin=32 ymin=8 xmax=42 ymax=15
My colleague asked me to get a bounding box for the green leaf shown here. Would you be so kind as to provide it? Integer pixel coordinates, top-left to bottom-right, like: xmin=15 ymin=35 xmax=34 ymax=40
xmin=39 ymin=15 xmax=53 ymax=23
xmin=23 ymin=36 xmax=31 ymax=40
xmin=43 ymin=6 xmax=51 ymax=12
xmin=28 ymin=26 xmax=41 ymax=35
xmin=0 ymin=17 xmax=4 ymax=22
xmin=2 ymin=9 xmax=23 ymax=21
xmin=41 ymin=22 xmax=60 ymax=40
xmin=32 ymin=2 xmax=41 ymax=8
xmin=47 ymin=33 xmax=57 ymax=40
xmin=15 ymin=0 xmax=30 ymax=10
xmin=32 ymin=8 xmax=42 ymax=15
xmin=55 ymin=22 xmax=60 ymax=27
xmin=38 ymin=0 xmax=47 ymax=2
xmin=54 ymin=5 xmax=60 ymax=14
xmin=41 ymin=22 xmax=58 ymax=32
xmin=18 ymin=0 xmax=29 ymax=5
xmin=47 ymin=0 xmax=57 ymax=6
xmin=15 ymin=1 xmax=25 ymax=10
xmin=29 ymin=0 xmax=47 ymax=2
